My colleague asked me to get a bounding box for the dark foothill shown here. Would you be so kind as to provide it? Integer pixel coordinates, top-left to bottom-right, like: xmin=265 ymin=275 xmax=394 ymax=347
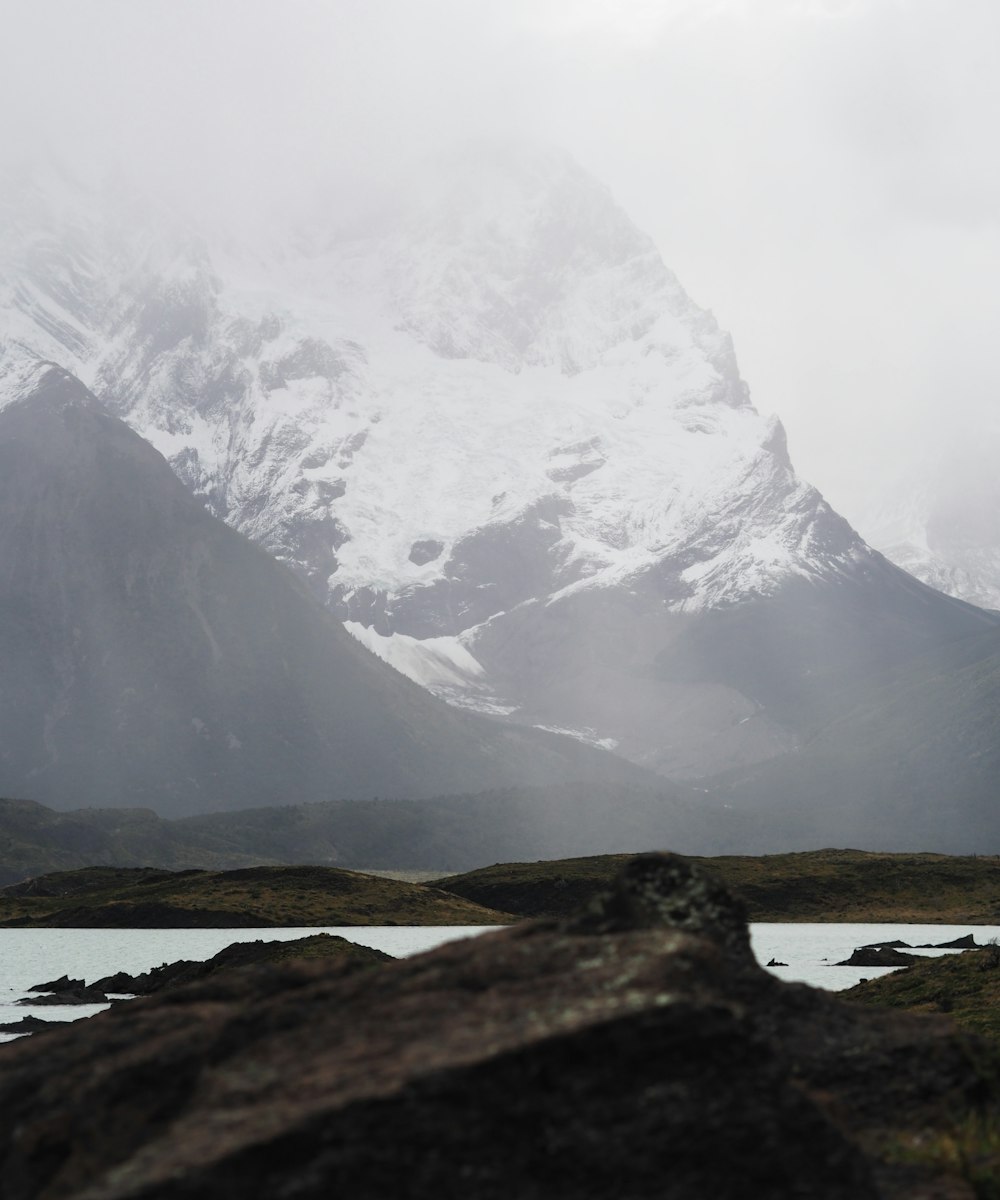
xmin=766 ymin=958 xmax=788 ymax=967
xmin=917 ymin=934 xmax=979 ymax=949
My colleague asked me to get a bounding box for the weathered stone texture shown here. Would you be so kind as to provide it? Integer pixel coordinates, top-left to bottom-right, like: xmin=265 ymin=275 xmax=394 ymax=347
xmin=0 ymin=854 xmax=988 ymax=1199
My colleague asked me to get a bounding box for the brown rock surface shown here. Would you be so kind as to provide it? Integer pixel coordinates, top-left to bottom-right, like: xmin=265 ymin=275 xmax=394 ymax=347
xmin=0 ymin=853 xmax=992 ymax=1199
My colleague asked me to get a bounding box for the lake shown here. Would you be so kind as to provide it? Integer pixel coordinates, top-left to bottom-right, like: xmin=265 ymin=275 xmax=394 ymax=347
xmin=2 ymin=921 xmax=996 ymax=1042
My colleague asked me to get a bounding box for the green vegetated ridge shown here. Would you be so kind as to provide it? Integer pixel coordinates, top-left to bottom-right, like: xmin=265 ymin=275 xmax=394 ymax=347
xmin=0 ymin=865 xmax=515 ymax=928
xmin=436 ymin=848 xmax=1000 ymax=924
xmin=846 ymin=948 xmax=1000 ymax=1196
xmin=5 ymin=845 xmax=1000 ymax=928
xmin=848 ymin=944 xmax=1000 ymax=1044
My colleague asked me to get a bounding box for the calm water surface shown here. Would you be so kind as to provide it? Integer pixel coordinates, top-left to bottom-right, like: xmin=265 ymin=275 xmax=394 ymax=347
xmin=0 ymin=926 xmax=489 ymax=1041
xmin=748 ymin=922 xmax=1000 ymax=989
xmin=2 ymin=921 xmax=996 ymax=1041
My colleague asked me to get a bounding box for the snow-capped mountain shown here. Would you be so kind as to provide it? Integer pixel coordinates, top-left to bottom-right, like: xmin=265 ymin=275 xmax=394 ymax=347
xmin=2 ymin=144 xmax=996 ymax=783
xmin=857 ymin=454 xmax=1000 ymax=613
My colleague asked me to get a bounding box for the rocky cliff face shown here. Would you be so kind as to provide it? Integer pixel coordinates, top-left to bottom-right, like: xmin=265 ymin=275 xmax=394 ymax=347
xmin=0 ymin=854 xmax=989 ymax=1199
xmin=2 ymin=147 xmax=997 ymax=784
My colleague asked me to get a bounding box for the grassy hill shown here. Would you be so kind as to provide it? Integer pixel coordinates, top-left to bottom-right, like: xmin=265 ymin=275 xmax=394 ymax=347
xmin=6 ymin=844 xmax=1000 ymax=927
xmin=847 ymin=943 xmax=1000 ymax=1043
xmin=0 ymin=864 xmax=515 ymax=927
xmin=435 ymin=849 xmax=1000 ymax=923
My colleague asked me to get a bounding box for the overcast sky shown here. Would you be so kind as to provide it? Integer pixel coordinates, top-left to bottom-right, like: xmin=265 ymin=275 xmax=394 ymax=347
xmin=2 ymin=0 xmax=997 ymax=537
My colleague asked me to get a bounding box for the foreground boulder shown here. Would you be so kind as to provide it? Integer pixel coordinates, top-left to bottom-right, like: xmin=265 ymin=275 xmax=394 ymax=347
xmin=0 ymin=854 xmax=992 ymax=1199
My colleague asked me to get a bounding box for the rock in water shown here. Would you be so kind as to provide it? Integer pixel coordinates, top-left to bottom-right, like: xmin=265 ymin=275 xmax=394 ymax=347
xmin=0 ymin=1015 xmax=60 ymax=1035
xmin=836 ymin=946 xmax=921 ymax=967
xmin=26 ymin=975 xmax=85 ymax=993
xmin=16 ymin=986 xmax=108 ymax=1007
xmin=0 ymin=854 xmax=988 ymax=1199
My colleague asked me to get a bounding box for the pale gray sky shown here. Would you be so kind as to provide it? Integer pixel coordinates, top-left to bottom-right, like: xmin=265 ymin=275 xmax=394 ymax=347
xmin=2 ymin=0 xmax=997 ymax=533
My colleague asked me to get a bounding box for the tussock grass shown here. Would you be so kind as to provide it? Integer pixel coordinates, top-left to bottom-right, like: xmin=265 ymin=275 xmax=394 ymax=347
xmin=436 ymin=849 xmax=1000 ymax=923
xmin=0 ymin=864 xmax=516 ymax=927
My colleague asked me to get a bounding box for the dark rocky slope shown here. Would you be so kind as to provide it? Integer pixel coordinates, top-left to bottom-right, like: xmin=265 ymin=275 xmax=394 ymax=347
xmin=0 ymin=854 xmax=993 ymax=1199
xmin=469 ymin=550 xmax=1000 ymax=781
xmin=707 ymin=623 xmax=1000 ymax=852
xmin=0 ymin=364 xmax=648 ymax=817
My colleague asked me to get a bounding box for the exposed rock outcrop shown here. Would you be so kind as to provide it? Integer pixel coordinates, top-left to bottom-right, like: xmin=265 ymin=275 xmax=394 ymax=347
xmin=16 ymin=985 xmax=109 ymax=1006
xmin=0 ymin=853 xmax=991 ymax=1199
xmin=836 ymin=946 xmax=922 ymax=967
xmin=27 ymin=974 xmax=85 ymax=992
xmin=90 ymin=934 xmax=391 ymax=996
xmin=0 ymin=1015 xmax=60 ymax=1035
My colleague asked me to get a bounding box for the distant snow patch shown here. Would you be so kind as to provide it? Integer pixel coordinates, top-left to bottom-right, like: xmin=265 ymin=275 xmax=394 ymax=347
xmin=534 ymin=724 xmax=620 ymax=752
xmin=344 ymin=622 xmax=486 ymax=690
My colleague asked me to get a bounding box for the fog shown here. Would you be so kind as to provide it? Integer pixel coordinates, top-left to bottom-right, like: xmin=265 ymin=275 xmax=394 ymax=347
xmin=2 ymin=0 xmax=997 ymax=538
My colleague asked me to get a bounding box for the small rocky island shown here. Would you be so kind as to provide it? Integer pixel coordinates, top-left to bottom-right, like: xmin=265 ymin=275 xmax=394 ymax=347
xmin=0 ymin=934 xmax=393 ymax=1033
xmin=0 ymin=852 xmax=996 ymax=1198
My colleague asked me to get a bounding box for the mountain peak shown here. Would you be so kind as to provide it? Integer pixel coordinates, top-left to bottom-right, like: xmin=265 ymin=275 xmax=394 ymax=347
xmin=326 ymin=140 xmax=741 ymax=383
xmin=4 ymin=145 xmax=995 ymax=792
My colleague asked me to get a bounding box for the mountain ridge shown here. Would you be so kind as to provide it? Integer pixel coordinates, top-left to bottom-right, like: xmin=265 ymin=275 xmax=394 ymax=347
xmin=0 ymin=363 xmax=650 ymax=817
xmin=2 ymin=146 xmax=999 ymax=839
